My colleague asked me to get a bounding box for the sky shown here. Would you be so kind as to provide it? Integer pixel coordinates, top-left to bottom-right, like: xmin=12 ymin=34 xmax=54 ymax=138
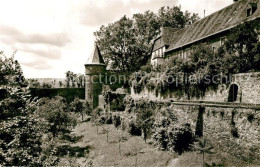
xmin=0 ymin=0 xmax=233 ymax=78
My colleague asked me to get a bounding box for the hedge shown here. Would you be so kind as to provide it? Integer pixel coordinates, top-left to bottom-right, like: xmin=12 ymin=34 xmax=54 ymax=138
xmin=29 ymin=88 xmax=85 ymax=103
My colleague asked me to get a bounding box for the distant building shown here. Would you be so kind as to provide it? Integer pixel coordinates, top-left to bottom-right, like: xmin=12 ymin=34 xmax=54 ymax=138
xmin=151 ymin=0 xmax=260 ymax=66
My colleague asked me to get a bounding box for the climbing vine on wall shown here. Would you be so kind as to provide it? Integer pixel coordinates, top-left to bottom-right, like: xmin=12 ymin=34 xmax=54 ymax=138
xmin=131 ymin=20 xmax=260 ymax=99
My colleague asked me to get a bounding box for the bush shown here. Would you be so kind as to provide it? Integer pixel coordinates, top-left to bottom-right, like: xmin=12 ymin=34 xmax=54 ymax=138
xmin=140 ymin=64 xmax=152 ymax=73
xmin=153 ymin=110 xmax=194 ymax=154
xmin=105 ymin=114 xmax=113 ymax=124
xmin=153 ymin=123 xmax=193 ymax=154
xmin=55 ymin=145 xmax=90 ymax=157
xmin=99 ymin=112 xmax=113 ymax=124
xmin=92 ymin=108 xmax=103 ymax=118
xmin=231 ymin=126 xmax=239 ymax=138
xmin=37 ymin=96 xmax=77 ymax=137
xmin=168 ymin=123 xmax=194 ymax=154
xmin=113 ymin=115 xmax=121 ymax=128
xmin=128 ymin=122 xmax=142 ymax=136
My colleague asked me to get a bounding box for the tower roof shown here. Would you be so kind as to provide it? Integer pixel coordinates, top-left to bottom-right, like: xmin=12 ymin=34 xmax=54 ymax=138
xmin=86 ymin=43 xmax=105 ymax=65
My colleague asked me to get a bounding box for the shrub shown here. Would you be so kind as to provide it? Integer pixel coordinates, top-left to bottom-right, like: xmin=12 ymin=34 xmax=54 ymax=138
xmin=168 ymin=123 xmax=194 ymax=154
xmin=105 ymin=114 xmax=113 ymax=124
xmin=92 ymin=108 xmax=103 ymax=118
xmin=128 ymin=122 xmax=142 ymax=136
xmin=99 ymin=112 xmax=113 ymax=124
xmin=140 ymin=64 xmax=152 ymax=73
xmin=231 ymin=126 xmax=239 ymax=138
xmin=54 ymin=145 xmax=90 ymax=157
xmin=37 ymin=96 xmax=77 ymax=137
xmin=247 ymin=113 xmax=254 ymax=123
xmin=113 ymin=115 xmax=121 ymax=128
xmin=153 ymin=109 xmax=194 ymax=154
xmin=153 ymin=122 xmax=194 ymax=154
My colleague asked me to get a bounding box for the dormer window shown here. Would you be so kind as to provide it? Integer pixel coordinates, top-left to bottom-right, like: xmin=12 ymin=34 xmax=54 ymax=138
xmin=247 ymin=3 xmax=257 ymax=17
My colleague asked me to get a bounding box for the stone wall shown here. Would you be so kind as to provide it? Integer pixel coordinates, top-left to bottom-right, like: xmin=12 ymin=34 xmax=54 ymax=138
xmin=122 ymin=97 xmax=260 ymax=161
xmin=29 ymin=88 xmax=85 ymax=103
xmin=167 ymin=104 xmax=260 ymax=161
xmin=131 ymin=72 xmax=260 ymax=104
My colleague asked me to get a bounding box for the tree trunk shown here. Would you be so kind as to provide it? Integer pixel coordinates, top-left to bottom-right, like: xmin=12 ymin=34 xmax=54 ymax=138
xmin=81 ymin=114 xmax=84 ymax=122
xmin=107 ymin=128 xmax=109 ymax=143
xmin=119 ymin=140 xmax=121 ymax=156
xmin=135 ymin=155 xmax=137 ymax=167
xmin=202 ymin=152 xmax=204 ymax=167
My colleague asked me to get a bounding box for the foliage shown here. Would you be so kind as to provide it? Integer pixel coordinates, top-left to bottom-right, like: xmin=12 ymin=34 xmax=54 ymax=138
xmin=37 ymin=96 xmax=77 ymax=137
xmin=42 ymin=83 xmax=52 ymax=88
xmin=130 ymin=20 xmax=260 ymax=99
xmin=113 ymin=115 xmax=121 ymax=128
xmin=92 ymin=107 xmax=103 ymax=118
xmin=65 ymin=71 xmax=84 ymax=88
xmin=192 ymin=137 xmax=215 ymax=167
xmin=153 ymin=108 xmax=194 ymax=154
xmin=96 ymin=111 xmax=113 ymax=125
xmin=0 ymin=51 xmax=45 ymax=166
xmin=128 ymin=121 xmax=142 ymax=136
xmin=158 ymin=6 xmax=199 ymax=28
xmin=69 ymin=97 xmax=91 ymax=121
xmin=29 ymin=88 xmax=85 ymax=103
xmin=54 ymin=145 xmax=90 ymax=158
xmin=0 ymin=51 xmax=88 ymax=165
xmin=28 ymin=79 xmax=41 ymax=88
xmin=131 ymin=47 xmax=216 ymax=98
xmin=221 ymin=20 xmax=260 ymax=73
xmin=0 ymin=51 xmax=26 ymax=87
xmin=0 ymin=114 xmax=44 ymax=166
xmin=136 ymin=107 xmax=155 ymax=142
xmin=94 ymin=6 xmax=199 ymax=72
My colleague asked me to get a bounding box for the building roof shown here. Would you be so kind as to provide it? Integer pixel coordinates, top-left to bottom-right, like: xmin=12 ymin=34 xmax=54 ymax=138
xmin=155 ymin=0 xmax=260 ymax=53
xmin=86 ymin=43 xmax=105 ymax=65
xmin=153 ymin=27 xmax=179 ymax=51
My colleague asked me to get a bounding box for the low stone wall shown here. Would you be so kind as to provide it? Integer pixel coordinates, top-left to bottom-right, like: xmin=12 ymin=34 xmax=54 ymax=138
xmin=131 ymin=72 xmax=260 ymax=104
xmin=167 ymin=104 xmax=260 ymax=161
xmin=123 ymin=97 xmax=260 ymax=162
xmin=30 ymin=88 xmax=85 ymax=103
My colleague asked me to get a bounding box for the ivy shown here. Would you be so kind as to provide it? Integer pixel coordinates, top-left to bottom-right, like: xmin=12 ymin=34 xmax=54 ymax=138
xmin=131 ymin=21 xmax=260 ymax=99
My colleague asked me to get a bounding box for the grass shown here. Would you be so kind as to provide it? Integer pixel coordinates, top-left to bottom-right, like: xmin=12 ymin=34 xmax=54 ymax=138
xmin=168 ymin=151 xmax=260 ymax=167
xmin=57 ymin=119 xmax=260 ymax=166
xmin=59 ymin=121 xmax=175 ymax=166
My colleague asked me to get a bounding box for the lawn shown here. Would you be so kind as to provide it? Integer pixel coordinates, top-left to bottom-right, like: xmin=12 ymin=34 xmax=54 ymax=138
xmin=58 ymin=120 xmax=175 ymax=167
xmin=57 ymin=119 xmax=260 ymax=167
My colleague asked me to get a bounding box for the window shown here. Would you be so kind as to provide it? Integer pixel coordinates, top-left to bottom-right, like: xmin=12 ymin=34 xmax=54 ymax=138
xmin=252 ymin=6 xmax=257 ymax=14
xmin=160 ymin=47 xmax=165 ymax=58
xmin=220 ymin=37 xmax=226 ymax=46
xmin=247 ymin=3 xmax=258 ymax=17
xmin=247 ymin=8 xmax=251 ymax=17
xmin=212 ymin=46 xmax=215 ymax=53
xmin=179 ymin=51 xmax=182 ymax=59
xmin=183 ymin=51 xmax=186 ymax=59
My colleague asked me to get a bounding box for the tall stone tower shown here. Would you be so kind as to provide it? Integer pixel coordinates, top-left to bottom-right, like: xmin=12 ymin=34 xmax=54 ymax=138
xmin=85 ymin=44 xmax=106 ymax=109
